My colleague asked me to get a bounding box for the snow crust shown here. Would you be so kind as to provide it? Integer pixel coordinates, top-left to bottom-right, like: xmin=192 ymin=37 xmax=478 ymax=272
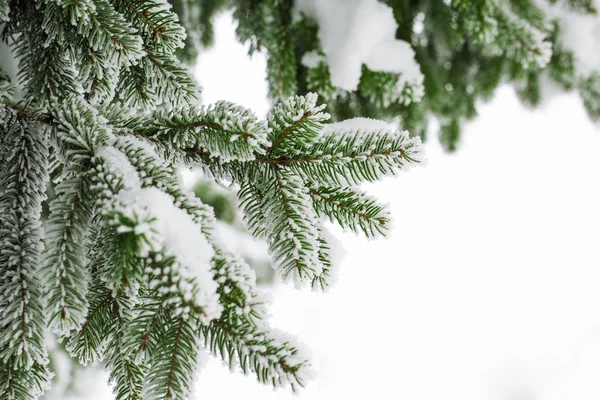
xmin=295 ymin=0 xmax=423 ymax=92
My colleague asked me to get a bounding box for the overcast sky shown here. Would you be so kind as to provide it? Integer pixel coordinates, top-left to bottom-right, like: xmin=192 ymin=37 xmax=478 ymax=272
xmin=191 ymin=12 xmax=600 ymax=400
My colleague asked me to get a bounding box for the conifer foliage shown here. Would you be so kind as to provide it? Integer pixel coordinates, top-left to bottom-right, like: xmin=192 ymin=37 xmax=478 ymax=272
xmin=0 ymin=1 xmax=423 ymax=399
xmin=176 ymin=0 xmax=600 ymax=151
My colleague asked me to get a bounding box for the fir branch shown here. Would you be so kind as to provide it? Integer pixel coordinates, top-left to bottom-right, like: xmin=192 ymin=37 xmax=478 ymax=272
xmin=309 ymin=185 xmax=391 ymax=238
xmin=136 ymin=101 xmax=270 ymax=161
xmin=204 ymin=248 xmax=313 ymax=390
xmin=110 ymin=134 xmax=216 ymax=231
xmin=453 ymin=0 xmax=552 ymax=68
xmin=202 ymin=316 xmax=313 ymax=391
xmin=312 ymin=231 xmax=334 ymax=292
xmin=580 ymin=73 xmax=600 ymax=122
xmin=0 ymin=359 xmax=52 ymax=400
xmin=116 ymin=53 xmax=198 ymax=107
xmin=238 ymin=180 xmax=268 ymax=237
xmin=262 ymin=167 xmax=323 ymax=287
xmin=68 ymin=252 xmax=144 ymax=399
xmin=266 ymin=93 xmax=330 ymax=156
xmin=9 ymin=2 xmax=80 ymax=101
xmin=49 ymin=97 xmax=112 ymax=166
xmin=119 ymin=0 xmax=184 ymax=47
xmin=305 ymin=60 xmax=336 ymax=102
xmin=547 ymin=0 xmax=597 ymax=14
xmin=265 ymin=0 xmax=297 ymax=102
xmin=84 ymin=0 xmax=144 ymax=65
xmin=105 ymin=290 xmax=145 ymax=400
xmin=0 ymin=111 xmax=49 ymax=369
xmin=142 ymin=316 xmax=200 ymax=400
xmin=124 ymin=294 xmax=169 ymax=364
xmin=358 ymin=65 xmax=425 ymax=108
xmin=281 ymin=121 xmax=424 ymax=186
xmin=66 ymin=285 xmax=113 ymax=365
xmin=43 ymin=172 xmax=95 ymax=335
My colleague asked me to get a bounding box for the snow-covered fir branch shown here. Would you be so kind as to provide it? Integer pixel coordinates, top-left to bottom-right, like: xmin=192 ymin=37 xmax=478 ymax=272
xmin=0 ymin=1 xmax=430 ymax=399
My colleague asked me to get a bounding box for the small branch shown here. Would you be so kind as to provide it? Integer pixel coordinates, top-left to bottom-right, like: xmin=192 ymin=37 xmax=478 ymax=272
xmin=3 ymin=99 xmax=53 ymax=125
xmin=255 ymin=149 xmax=402 ymax=165
xmin=272 ymin=167 xmax=303 ymax=279
xmin=78 ymin=293 xmax=113 ymax=339
xmin=309 ymin=189 xmax=386 ymax=226
xmin=212 ymin=319 xmax=300 ymax=374
xmin=265 ymin=111 xmax=311 ymax=154
xmin=120 ymin=0 xmax=166 ymax=41
xmin=165 ymin=318 xmax=184 ymax=399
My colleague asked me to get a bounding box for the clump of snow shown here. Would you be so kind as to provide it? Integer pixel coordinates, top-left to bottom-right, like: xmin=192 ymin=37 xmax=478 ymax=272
xmin=367 ymin=40 xmax=424 ymax=99
xmin=214 ymin=221 xmax=271 ymax=280
xmin=295 ymin=0 xmax=424 ymax=92
xmin=322 ymin=117 xmax=394 ymax=134
xmin=536 ymin=0 xmax=600 ymax=77
xmin=120 ymin=186 xmax=216 ymax=286
xmin=96 ymin=146 xmax=221 ymax=321
xmin=119 ymin=134 xmax=161 ymax=161
xmin=96 ymin=146 xmax=140 ymax=188
xmin=301 ymin=51 xmax=326 ymax=69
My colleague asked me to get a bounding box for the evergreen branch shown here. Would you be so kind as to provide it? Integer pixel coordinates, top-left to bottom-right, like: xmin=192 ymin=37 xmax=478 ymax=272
xmin=238 ymin=180 xmax=268 ymax=237
xmin=87 ymin=0 xmax=144 ymax=63
xmin=137 ymin=101 xmax=270 ymax=161
xmin=1 ymin=100 xmax=52 ymax=126
xmin=49 ymin=97 xmax=112 ymax=166
xmin=493 ymin=4 xmax=552 ymax=68
xmin=114 ymin=0 xmax=186 ymax=53
xmin=211 ymin=249 xmax=265 ymax=326
xmin=202 ymin=319 xmax=313 ymax=391
xmin=580 ymin=73 xmax=600 ymax=122
xmin=43 ymin=172 xmax=95 ymax=335
xmin=265 ymin=1 xmax=297 ymax=102
xmin=116 ymin=53 xmax=198 ymax=107
xmin=266 ymin=93 xmax=330 ymax=156
xmin=124 ymin=295 xmax=169 ymax=364
xmin=41 ymin=98 xmax=109 ymax=335
xmin=66 ymin=286 xmax=113 ymax=365
xmin=0 ymin=111 xmax=49 ymax=368
xmin=204 ymin=247 xmax=313 ymax=390
xmin=262 ymin=168 xmax=323 ymax=287
xmin=0 ymin=359 xmax=52 ymax=400
xmin=165 ymin=319 xmax=183 ymax=397
xmin=281 ymin=120 xmax=424 ymax=186
xmin=453 ymin=0 xmax=552 ymax=68
xmin=105 ymin=289 xmax=145 ymax=400
xmin=142 ymin=316 xmax=200 ymax=400
xmin=68 ymin=248 xmax=144 ymax=399
xmin=311 ymin=231 xmax=334 ymax=292
xmin=9 ymin=2 xmax=80 ymax=101
xmin=358 ymin=65 xmax=425 ymax=108
xmin=309 ymin=185 xmax=391 ymax=238
xmin=112 ymin=133 xmax=215 ymax=230
xmin=53 ymin=0 xmax=144 ymax=66
xmin=232 ymin=0 xmax=269 ymax=52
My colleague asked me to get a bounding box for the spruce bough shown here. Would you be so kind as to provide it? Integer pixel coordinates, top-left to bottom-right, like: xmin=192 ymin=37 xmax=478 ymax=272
xmin=0 ymin=1 xmax=423 ymax=399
